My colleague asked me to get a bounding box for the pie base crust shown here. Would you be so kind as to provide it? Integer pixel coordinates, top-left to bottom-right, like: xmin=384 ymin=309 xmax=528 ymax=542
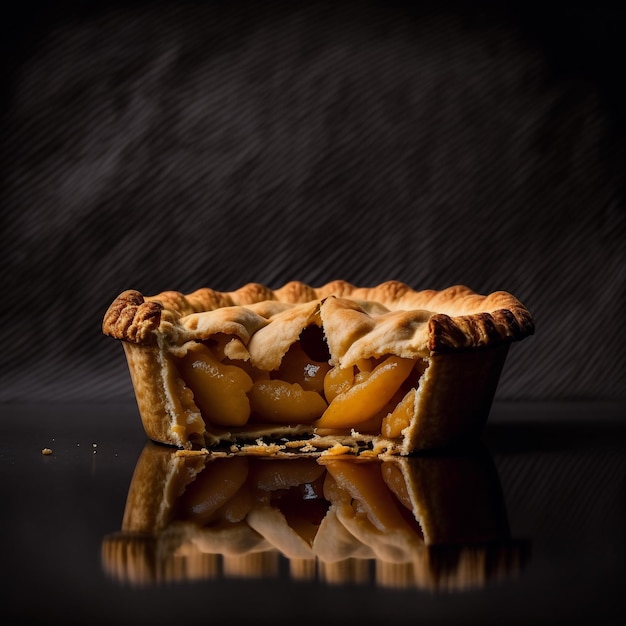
xmin=103 ymin=280 xmax=534 ymax=456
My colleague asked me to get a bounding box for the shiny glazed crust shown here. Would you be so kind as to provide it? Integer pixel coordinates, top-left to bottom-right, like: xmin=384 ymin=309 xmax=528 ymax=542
xmin=102 ymin=280 xmax=534 ymax=454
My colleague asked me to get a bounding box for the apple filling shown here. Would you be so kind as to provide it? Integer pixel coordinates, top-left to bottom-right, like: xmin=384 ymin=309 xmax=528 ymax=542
xmin=173 ymin=325 xmax=427 ymax=438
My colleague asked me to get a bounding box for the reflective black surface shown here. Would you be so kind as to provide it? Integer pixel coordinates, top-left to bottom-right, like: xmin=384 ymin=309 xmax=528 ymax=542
xmin=1 ymin=402 xmax=624 ymax=625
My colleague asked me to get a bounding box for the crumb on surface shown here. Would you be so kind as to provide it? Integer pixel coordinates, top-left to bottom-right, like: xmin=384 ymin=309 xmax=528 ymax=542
xmin=320 ymin=444 xmax=353 ymax=456
xmin=41 ymin=448 xmax=53 ymax=455
xmin=175 ymin=448 xmax=209 ymax=457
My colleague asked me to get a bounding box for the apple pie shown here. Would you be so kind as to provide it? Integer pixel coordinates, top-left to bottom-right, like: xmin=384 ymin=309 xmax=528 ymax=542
xmin=102 ymin=280 xmax=534 ymax=456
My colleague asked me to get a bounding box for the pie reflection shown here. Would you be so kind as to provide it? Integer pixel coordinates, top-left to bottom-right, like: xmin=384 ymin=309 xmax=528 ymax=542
xmin=102 ymin=443 xmax=528 ymax=591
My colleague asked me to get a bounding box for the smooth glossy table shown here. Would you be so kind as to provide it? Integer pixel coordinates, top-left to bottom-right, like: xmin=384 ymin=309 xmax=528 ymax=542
xmin=1 ymin=401 xmax=624 ymax=625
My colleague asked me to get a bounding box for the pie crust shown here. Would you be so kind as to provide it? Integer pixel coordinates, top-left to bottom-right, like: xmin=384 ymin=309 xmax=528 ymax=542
xmin=102 ymin=280 xmax=534 ymax=456
xmin=101 ymin=442 xmax=527 ymax=590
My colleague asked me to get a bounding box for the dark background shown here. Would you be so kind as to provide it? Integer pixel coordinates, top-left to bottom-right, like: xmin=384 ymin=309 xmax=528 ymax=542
xmin=1 ymin=1 xmax=624 ymax=404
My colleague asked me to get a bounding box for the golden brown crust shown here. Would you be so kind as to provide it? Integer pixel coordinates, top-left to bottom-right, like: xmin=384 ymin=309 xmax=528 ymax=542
xmin=402 ymin=345 xmax=509 ymax=454
xmin=102 ymin=290 xmax=163 ymax=344
xmin=102 ymin=280 xmax=534 ymax=352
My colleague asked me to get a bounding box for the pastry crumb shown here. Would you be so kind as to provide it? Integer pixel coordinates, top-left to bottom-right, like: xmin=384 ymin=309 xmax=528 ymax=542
xmin=321 ymin=444 xmax=353 ymax=456
xmin=41 ymin=448 xmax=53 ymax=455
xmin=175 ymin=448 xmax=209 ymax=457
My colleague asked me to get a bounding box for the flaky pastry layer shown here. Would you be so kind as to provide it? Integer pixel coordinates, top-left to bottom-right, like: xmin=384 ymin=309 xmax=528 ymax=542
xmin=103 ymin=280 xmax=533 ymax=353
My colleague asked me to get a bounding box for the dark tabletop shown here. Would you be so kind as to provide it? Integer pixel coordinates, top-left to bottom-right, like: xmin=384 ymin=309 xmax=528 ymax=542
xmin=1 ymin=401 xmax=624 ymax=626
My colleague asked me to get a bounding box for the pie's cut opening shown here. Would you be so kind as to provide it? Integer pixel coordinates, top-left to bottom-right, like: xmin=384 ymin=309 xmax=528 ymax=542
xmin=171 ymin=323 xmax=429 ymax=445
